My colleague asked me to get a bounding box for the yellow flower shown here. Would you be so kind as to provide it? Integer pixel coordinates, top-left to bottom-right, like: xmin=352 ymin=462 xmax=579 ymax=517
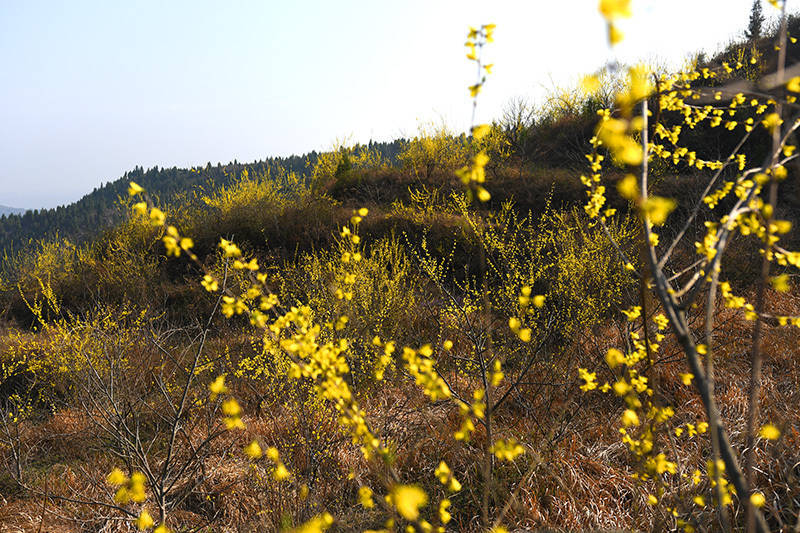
xmin=750 ymin=492 xmax=766 ymax=508
xmin=290 ymin=514 xmax=334 ymax=533
xmin=621 ymin=306 xmax=641 ymax=321
xmin=613 ymin=379 xmax=631 ymax=396
xmin=114 ymin=487 xmax=130 ymax=504
xmin=128 ymin=181 xmax=145 ymax=196
xmin=219 ymin=238 xmax=242 ymax=258
xmin=465 ymin=43 xmax=477 ymax=60
xmin=222 ymin=398 xmax=241 ymax=417
xmin=617 ymin=174 xmax=639 ymax=201
xmin=605 ymin=348 xmax=625 ymax=368
xmin=643 ymin=196 xmax=676 ymax=226
xmin=149 ymin=207 xmax=166 ymax=226
xmin=129 ymin=472 xmax=147 ymax=502
xmin=132 ymin=201 xmax=148 ymax=216
xmin=483 ymin=23 xmax=496 ymax=42
xmin=581 ymin=75 xmax=601 ymax=94
xmin=201 ymin=275 xmax=219 ymax=292
xmin=597 ymin=121 xmax=642 ymax=166
xmin=266 ymin=446 xmax=280 ymax=462
xmin=770 ymin=274 xmax=790 ymax=292
xmin=578 ymin=368 xmax=598 ymax=391
xmin=136 ymin=510 xmax=155 ymax=530
xmin=622 ymin=409 xmax=640 ymax=427
xmin=439 ymin=499 xmax=452 ymax=524
xmin=435 ymin=461 xmax=451 ymax=484
xmin=490 ymin=438 xmax=525 ymax=461
xmin=358 ymin=486 xmax=374 ymax=508
xmin=608 ymin=23 xmax=624 ymax=45
xmin=472 ymin=124 xmax=491 ymax=140
xmin=222 ymin=397 xmax=245 ymax=430
xmin=474 ymin=151 xmax=489 ymax=167
xmin=106 ymin=468 xmax=127 ymax=486
xmin=490 ymin=359 xmax=504 ymax=386
xmin=787 ymin=76 xmax=800 ymax=92
xmin=762 ymin=113 xmax=783 ymax=133
xmin=273 ymin=463 xmax=291 ymax=480
xmin=244 ymin=440 xmax=262 ymax=459
xmin=773 ymin=220 xmax=792 ymax=233
xmin=209 ymin=375 xmax=227 ymax=398
xmin=533 ymin=295 xmax=545 ymax=308
xmin=759 ymin=423 xmax=781 ymax=440
xmin=680 ymin=373 xmax=694 ymax=385
xmin=390 ymin=484 xmax=428 ymax=521
xmin=599 ymin=0 xmax=632 ymax=20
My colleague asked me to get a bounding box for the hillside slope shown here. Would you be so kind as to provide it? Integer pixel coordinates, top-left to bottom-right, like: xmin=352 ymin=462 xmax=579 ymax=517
xmin=1 ymin=16 xmax=800 ymax=533
xmin=0 ymin=140 xmax=406 ymax=255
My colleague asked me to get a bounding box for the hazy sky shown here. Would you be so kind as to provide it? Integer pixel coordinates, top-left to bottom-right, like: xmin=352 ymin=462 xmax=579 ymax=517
xmin=0 ymin=0 xmax=771 ymax=209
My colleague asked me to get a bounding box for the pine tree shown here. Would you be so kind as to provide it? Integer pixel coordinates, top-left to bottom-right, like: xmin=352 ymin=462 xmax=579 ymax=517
xmin=746 ymin=0 xmax=765 ymax=41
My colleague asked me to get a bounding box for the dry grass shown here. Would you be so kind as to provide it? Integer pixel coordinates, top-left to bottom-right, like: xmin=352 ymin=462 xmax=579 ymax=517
xmin=0 ymin=286 xmax=798 ymax=531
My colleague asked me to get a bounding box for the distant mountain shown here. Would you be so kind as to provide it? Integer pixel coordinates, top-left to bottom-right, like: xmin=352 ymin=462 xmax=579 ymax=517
xmin=0 ymin=205 xmax=26 ymax=217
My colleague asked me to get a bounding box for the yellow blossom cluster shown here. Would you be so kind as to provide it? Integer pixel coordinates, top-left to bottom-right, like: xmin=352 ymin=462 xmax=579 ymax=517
xmin=106 ymin=469 xmax=169 ymax=532
xmin=107 ymin=468 xmax=147 ymax=504
xmin=458 ymin=24 xmax=496 ymax=203
xmin=490 ymin=438 xmax=525 ymax=461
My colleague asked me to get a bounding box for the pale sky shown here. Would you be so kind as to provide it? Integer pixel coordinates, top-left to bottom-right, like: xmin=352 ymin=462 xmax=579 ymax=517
xmin=0 ymin=0 xmax=775 ymax=209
